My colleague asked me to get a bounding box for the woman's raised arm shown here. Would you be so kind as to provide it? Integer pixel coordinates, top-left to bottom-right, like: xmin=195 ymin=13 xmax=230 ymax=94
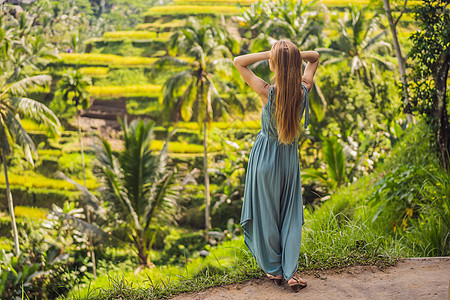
xmin=233 ymin=51 xmax=271 ymax=105
xmin=300 ymin=51 xmax=320 ymax=92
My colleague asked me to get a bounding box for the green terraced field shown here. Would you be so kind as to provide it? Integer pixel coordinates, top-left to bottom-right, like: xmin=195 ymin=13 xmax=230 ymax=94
xmin=135 ymin=19 xmax=186 ymax=31
xmin=175 ymin=120 xmax=261 ymax=130
xmin=102 ymin=31 xmax=172 ymax=41
xmin=172 ymin=0 xmax=255 ymax=6
xmin=87 ymin=84 xmax=162 ymax=98
xmin=0 ymin=173 xmax=97 ymax=191
xmin=59 ymin=53 xmax=158 ymax=67
xmin=127 ymin=98 xmax=161 ymax=115
xmin=79 ymin=67 xmax=110 ymax=76
xmin=144 ymin=5 xmax=240 ymax=16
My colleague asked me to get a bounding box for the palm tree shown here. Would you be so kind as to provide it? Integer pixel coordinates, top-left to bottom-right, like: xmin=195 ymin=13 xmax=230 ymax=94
xmin=59 ymin=118 xmax=197 ymax=268
xmin=160 ymin=17 xmax=239 ymax=232
xmin=58 ymin=69 xmax=91 ymax=186
xmin=317 ymin=4 xmax=394 ymax=88
xmin=0 ymin=75 xmax=61 ymax=257
xmin=0 ymin=11 xmax=61 ymax=257
xmin=94 ymin=118 xmax=194 ymax=267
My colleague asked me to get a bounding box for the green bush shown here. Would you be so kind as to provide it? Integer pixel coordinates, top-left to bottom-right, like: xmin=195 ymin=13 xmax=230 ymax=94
xmin=312 ymin=118 xmax=449 ymax=257
xmin=403 ymin=202 xmax=450 ymax=256
xmin=158 ymin=231 xmax=207 ymax=265
xmin=379 ymin=120 xmax=439 ymax=171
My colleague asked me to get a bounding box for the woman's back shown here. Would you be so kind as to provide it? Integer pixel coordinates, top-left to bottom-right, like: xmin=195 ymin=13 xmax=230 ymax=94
xmin=262 ymin=83 xmax=310 ymax=141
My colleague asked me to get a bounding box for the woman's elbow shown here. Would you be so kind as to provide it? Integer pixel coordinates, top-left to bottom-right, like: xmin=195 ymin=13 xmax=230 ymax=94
xmin=314 ymin=52 xmax=320 ymax=62
xmin=233 ymin=57 xmax=241 ymax=67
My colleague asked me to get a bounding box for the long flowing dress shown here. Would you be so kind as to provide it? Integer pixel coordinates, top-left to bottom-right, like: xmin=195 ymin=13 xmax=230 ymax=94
xmin=240 ymin=83 xmax=310 ymax=281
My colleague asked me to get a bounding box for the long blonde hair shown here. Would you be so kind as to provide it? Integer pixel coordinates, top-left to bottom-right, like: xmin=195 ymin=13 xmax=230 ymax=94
xmin=270 ymin=40 xmax=303 ymax=145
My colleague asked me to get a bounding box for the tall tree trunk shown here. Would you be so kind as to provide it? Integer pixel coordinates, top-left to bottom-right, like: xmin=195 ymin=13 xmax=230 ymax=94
xmin=202 ymin=80 xmax=211 ymax=233
xmin=382 ymin=0 xmax=415 ymax=126
xmin=86 ymin=209 xmax=97 ymax=278
xmin=203 ymin=122 xmax=211 ymax=232
xmin=78 ymin=111 xmax=96 ymax=276
xmin=432 ymin=52 xmax=450 ymax=172
xmin=135 ymin=232 xmax=152 ymax=267
xmin=77 ymin=112 xmax=87 ymax=187
xmin=2 ymin=150 xmax=20 ymax=256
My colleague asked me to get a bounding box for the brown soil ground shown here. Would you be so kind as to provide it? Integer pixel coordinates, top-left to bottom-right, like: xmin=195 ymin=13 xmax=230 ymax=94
xmin=171 ymin=257 xmax=450 ymax=300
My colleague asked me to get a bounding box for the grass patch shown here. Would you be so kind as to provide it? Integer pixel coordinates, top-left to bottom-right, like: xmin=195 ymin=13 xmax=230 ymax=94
xmin=69 ymin=213 xmax=401 ymax=299
xmin=144 ymin=5 xmax=240 ymax=16
xmin=59 ymin=53 xmax=157 ymax=67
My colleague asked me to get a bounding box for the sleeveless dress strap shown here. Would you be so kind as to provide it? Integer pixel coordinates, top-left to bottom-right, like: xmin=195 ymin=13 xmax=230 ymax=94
xmin=301 ymin=83 xmax=310 ymax=129
xmin=267 ymin=86 xmax=275 ymax=133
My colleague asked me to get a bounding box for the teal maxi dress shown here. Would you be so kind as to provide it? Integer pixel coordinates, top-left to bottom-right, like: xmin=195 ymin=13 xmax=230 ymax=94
xmin=240 ymin=83 xmax=310 ymax=281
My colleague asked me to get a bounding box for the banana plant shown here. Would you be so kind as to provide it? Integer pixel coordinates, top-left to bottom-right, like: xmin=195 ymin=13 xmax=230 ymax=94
xmin=301 ymin=136 xmax=347 ymax=191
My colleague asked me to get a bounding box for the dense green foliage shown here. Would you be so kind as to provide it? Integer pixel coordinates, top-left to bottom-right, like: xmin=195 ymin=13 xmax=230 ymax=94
xmin=0 ymin=0 xmax=447 ymax=298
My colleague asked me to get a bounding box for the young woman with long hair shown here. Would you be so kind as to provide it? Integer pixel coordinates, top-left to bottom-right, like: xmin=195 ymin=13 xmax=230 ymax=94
xmin=233 ymin=40 xmax=319 ymax=292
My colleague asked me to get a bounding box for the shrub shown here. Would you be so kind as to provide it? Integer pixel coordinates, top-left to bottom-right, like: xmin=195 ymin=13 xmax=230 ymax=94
xmin=403 ymin=202 xmax=450 ymax=256
xmin=158 ymin=231 xmax=207 ymax=265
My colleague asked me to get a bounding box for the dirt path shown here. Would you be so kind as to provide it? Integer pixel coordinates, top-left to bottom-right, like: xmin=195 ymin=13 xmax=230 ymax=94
xmin=171 ymin=257 xmax=450 ymax=300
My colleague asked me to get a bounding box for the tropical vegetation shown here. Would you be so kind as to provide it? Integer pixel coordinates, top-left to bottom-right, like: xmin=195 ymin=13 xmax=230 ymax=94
xmin=0 ymin=0 xmax=448 ymax=299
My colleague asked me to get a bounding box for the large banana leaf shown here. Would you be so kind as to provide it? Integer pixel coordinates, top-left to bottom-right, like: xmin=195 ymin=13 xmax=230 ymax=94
xmin=323 ymin=136 xmax=346 ymax=187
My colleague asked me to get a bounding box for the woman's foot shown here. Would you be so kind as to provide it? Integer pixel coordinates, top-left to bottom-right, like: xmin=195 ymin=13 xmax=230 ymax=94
xmin=287 ymin=274 xmax=307 ymax=292
xmin=266 ymin=274 xmax=283 ymax=285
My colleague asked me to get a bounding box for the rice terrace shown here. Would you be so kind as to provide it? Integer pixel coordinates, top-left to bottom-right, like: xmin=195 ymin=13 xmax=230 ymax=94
xmin=0 ymin=0 xmax=448 ymax=299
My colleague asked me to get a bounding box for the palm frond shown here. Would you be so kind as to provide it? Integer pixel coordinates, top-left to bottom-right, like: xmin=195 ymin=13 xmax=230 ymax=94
xmin=365 ymin=54 xmax=395 ymax=70
xmin=152 ymin=55 xmax=189 ymax=71
xmin=3 ymin=109 xmax=36 ymax=164
xmin=50 ymin=210 xmax=121 ymax=246
xmin=13 ymin=97 xmax=61 ymax=137
xmin=56 ymin=171 xmax=107 ymax=219
xmin=1 ymin=74 xmax=51 ymax=98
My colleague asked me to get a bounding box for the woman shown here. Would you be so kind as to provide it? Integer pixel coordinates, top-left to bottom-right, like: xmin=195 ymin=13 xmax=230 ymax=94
xmin=233 ymin=40 xmax=319 ymax=292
